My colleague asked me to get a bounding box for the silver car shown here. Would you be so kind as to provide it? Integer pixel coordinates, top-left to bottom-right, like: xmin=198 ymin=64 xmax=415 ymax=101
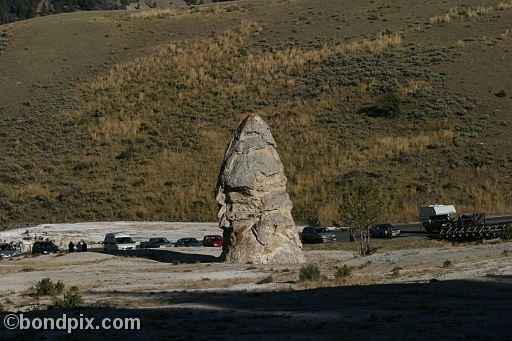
xmin=301 ymin=227 xmax=337 ymax=243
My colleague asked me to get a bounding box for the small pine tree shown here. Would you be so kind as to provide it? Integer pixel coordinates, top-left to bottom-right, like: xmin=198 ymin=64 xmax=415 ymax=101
xmin=339 ymin=181 xmax=384 ymax=255
xmin=308 ymin=215 xmax=321 ymax=227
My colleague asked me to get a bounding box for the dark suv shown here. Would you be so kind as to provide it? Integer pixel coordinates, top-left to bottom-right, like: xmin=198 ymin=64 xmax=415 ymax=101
xmin=32 ymin=241 xmax=59 ymax=255
xmin=370 ymin=224 xmax=401 ymax=238
xmin=301 ymin=227 xmax=336 ymax=244
xmin=175 ymin=238 xmax=202 ymax=247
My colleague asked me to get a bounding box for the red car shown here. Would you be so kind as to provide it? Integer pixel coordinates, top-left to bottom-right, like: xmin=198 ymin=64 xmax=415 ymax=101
xmin=203 ymin=235 xmax=223 ymax=247
xmin=456 ymin=213 xmax=485 ymax=228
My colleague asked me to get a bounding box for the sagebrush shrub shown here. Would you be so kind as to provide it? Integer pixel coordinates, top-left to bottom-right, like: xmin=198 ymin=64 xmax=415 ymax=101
xmin=34 ymin=278 xmax=65 ymax=296
xmin=503 ymin=224 xmax=512 ymax=240
xmin=52 ymin=286 xmax=83 ymax=309
xmin=361 ymin=93 xmax=401 ymax=118
xmin=299 ymin=264 xmax=321 ymax=281
xmin=335 ymin=264 xmax=352 ymax=278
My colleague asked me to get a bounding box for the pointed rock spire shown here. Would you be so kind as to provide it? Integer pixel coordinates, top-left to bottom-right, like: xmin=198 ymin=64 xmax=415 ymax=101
xmin=216 ymin=114 xmax=305 ymax=264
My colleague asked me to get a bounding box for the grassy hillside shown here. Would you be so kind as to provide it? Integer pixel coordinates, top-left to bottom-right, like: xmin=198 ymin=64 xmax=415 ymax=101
xmin=0 ymin=0 xmax=235 ymax=24
xmin=0 ymin=0 xmax=511 ymax=227
xmin=0 ymin=0 xmax=126 ymax=24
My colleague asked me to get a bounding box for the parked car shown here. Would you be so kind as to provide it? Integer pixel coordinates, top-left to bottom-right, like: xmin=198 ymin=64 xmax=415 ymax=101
xmin=456 ymin=213 xmax=485 ymax=228
xmin=203 ymin=235 xmax=223 ymax=247
xmin=104 ymin=232 xmax=137 ymax=251
xmin=370 ymin=224 xmax=401 ymax=239
xmin=140 ymin=237 xmax=173 ymax=249
xmin=0 ymin=243 xmax=18 ymax=258
xmin=32 ymin=241 xmax=59 ymax=255
xmin=301 ymin=227 xmax=337 ymax=244
xmin=175 ymin=238 xmax=202 ymax=247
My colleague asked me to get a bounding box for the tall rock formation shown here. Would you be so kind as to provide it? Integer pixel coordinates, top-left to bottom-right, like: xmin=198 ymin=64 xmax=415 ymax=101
xmin=216 ymin=114 xmax=305 ymax=264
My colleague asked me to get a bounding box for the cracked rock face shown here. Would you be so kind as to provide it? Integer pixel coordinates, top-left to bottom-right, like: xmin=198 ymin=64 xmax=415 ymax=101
xmin=216 ymin=114 xmax=305 ymax=264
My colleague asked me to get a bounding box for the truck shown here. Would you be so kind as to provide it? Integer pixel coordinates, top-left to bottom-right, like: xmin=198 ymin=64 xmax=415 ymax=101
xmin=419 ymin=205 xmax=456 ymax=233
xmin=420 ymin=205 xmax=507 ymax=241
xmin=140 ymin=237 xmax=173 ymax=249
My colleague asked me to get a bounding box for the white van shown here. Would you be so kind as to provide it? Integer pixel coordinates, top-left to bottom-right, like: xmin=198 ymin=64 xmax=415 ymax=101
xmin=103 ymin=232 xmax=137 ymax=251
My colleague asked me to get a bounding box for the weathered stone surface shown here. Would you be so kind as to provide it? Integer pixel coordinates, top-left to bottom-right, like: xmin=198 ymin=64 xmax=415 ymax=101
xmin=216 ymin=114 xmax=305 ymax=264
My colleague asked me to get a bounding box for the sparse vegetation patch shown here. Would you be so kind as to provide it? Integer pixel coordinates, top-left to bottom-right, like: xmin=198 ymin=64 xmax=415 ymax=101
xmin=299 ymin=264 xmax=321 ymax=281
xmin=29 ymin=277 xmax=83 ymax=309
xmin=335 ymin=265 xmax=353 ymax=279
xmin=360 ymin=92 xmax=401 ymax=118
xmin=429 ymin=2 xmax=512 ymax=25
xmin=442 ymin=260 xmax=452 ymax=268
xmin=52 ymin=286 xmax=83 ymax=309
xmin=34 ymin=277 xmax=65 ymax=297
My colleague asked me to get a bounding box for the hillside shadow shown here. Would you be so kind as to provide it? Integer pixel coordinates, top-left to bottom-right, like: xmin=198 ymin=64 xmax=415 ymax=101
xmin=2 ymin=277 xmax=511 ymax=340
xmin=91 ymin=248 xmax=220 ymax=264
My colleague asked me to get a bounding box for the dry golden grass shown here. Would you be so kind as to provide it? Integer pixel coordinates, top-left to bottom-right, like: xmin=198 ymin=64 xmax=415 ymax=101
xmin=65 ymin=20 xmax=512 ymax=224
xmin=373 ymin=239 xmax=451 ymax=251
xmin=399 ymin=79 xmax=433 ymax=96
xmin=140 ymin=149 xmax=221 ymax=219
xmin=358 ymin=79 xmax=380 ymax=94
xmin=347 ymin=130 xmax=453 ymax=163
xmin=285 ymin=124 xmax=453 ymax=172
xmin=90 ymin=116 xmax=142 ymax=142
xmin=304 ymin=239 xmax=450 ymax=253
xmin=496 ymin=1 xmax=512 ymax=10
xmin=128 ymin=8 xmax=188 ymax=19
xmin=88 ymin=22 xmax=401 ymax=111
xmin=280 ymin=124 xmax=455 ymax=221
xmin=81 ymin=22 xmax=404 ymax=221
xmin=429 ymin=6 xmax=459 ymax=24
xmin=125 ymin=1 xmax=247 ymax=20
xmin=173 ymin=276 xmax=260 ymax=290
xmin=124 ymin=0 xmax=301 ymax=20
xmin=455 ymin=39 xmax=466 ymax=47
xmin=254 ymin=92 xmax=510 ymax=223
xmin=13 ymin=184 xmax=53 ymax=200
xmin=465 ymin=5 xmax=494 ymax=17
xmin=430 ymin=2 xmax=512 ymax=24
xmin=298 ymin=272 xmax=382 ymax=289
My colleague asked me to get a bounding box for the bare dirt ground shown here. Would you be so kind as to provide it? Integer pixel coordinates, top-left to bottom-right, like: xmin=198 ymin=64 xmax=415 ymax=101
xmin=0 ymin=222 xmax=511 ymax=339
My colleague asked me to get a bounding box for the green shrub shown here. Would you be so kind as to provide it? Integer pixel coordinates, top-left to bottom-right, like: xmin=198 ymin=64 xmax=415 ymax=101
xmin=34 ymin=278 xmax=65 ymax=296
xmin=299 ymin=264 xmax=321 ymax=281
xmin=52 ymin=286 xmax=83 ymax=309
xmin=54 ymin=280 xmax=65 ymax=294
xmin=335 ymin=264 xmax=352 ymax=279
xmin=495 ymin=90 xmax=507 ymax=98
xmin=360 ymin=93 xmax=401 ymax=118
xmin=307 ymin=215 xmax=321 ymax=227
xmin=503 ymin=224 xmax=512 ymax=240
